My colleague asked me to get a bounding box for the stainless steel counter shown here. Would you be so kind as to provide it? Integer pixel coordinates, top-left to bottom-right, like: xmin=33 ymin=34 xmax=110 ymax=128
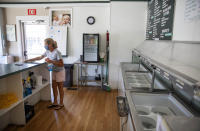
xmin=120 ymin=62 xmax=168 ymax=91
xmin=164 ymin=116 xmax=200 ymax=131
xmin=120 ymin=62 xmax=199 ymax=131
xmin=126 ymin=91 xmax=194 ymax=131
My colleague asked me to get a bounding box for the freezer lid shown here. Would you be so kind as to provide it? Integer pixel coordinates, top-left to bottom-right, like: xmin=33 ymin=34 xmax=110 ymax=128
xmin=164 ymin=116 xmax=200 ymax=131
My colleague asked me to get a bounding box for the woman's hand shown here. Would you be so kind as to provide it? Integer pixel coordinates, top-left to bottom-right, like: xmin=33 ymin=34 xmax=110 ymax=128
xmin=45 ymin=58 xmax=64 ymax=67
xmin=24 ymin=59 xmax=31 ymax=63
xmin=45 ymin=58 xmax=53 ymax=63
xmin=24 ymin=55 xmax=45 ymax=63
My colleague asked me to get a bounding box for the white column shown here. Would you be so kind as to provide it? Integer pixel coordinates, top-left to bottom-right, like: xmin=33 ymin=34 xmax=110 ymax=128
xmin=109 ymin=2 xmax=147 ymax=89
xmin=0 ymin=8 xmax=6 ymax=56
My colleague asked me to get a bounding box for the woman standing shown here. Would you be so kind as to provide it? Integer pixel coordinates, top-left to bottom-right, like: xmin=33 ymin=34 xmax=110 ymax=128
xmin=25 ymin=38 xmax=65 ymax=110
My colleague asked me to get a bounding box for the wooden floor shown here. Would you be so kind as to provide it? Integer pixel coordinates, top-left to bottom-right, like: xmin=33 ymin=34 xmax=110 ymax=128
xmin=5 ymin=87 xmax=120 ymax=131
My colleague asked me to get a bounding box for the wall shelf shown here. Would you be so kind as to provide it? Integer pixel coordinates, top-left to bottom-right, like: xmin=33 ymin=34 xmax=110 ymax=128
xmin=79 ymin=76 xmax=101 ymax=82
xmin=0 ymin=63 xmax=50 ymax=130
xmin=23 ymin=82 xmax=49 ymax=101
xmin=0 ymin=82 xmax=49 ymax=118
xmin=0 ymin=100 xmax=23 ymax=117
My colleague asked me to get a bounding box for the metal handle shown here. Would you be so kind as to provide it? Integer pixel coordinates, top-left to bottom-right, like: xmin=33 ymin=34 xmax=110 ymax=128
xmin=24 ymin=51 xmax=27 ymax=56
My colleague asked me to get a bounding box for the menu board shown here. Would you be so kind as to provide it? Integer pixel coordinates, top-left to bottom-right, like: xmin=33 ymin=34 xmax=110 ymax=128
xmin=146 ymin=0 xmax=175 ymax=40
xmin=83 ymin=34 xmax=99 ymax=62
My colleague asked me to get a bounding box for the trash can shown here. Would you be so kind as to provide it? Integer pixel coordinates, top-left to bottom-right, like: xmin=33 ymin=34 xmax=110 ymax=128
xmin=25 ymin=104 xmax=35 ymax=122
xmin=64 ymin=64 xmax=74 ymax=87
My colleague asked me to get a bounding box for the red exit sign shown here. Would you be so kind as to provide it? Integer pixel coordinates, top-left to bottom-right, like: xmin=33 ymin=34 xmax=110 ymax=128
xmin=28 ymin=9 xmax=36 ymax=15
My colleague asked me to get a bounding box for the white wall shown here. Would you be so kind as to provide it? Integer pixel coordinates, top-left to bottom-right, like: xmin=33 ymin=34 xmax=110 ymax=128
xmin=68 ymin=5 xmax=110 ymax=58
xmin=109 ymin=2 xmax=147 ymax=89
xmin=173 ymin=0 xmax=200 ymax=41
xmin=132 ymin=0 xmax=200 ymax=83
xmin=137 ymin=40 xmax=200 ymax=82
xmin=0 ymin=8 xmax=5 ymax=56
xmin=3 ymin=4 xmax=110 ymax=85
xmin=3 ymin=4 xmax=110 ymax=60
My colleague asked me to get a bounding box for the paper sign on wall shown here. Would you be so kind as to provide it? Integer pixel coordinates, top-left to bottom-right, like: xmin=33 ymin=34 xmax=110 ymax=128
xmin=6 ymin=25 xmax=16 ymax=42
xmin=48 ymin=26 xmax=68 ymax=56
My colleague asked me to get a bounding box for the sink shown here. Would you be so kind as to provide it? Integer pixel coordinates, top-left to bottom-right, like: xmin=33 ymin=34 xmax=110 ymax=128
xmin=136 ymin=106 xmax=151 ymax=115
xmin=126 ymin=72 xmax=150 ymax=77
xmin=125 ymin=70 xmax=168 ymax=90
xmin=129 ymin=83 xmax=151 ymax=88
xmin=135 ymin=105 xmax=174 ymax=131
xmin=140 ymin=116 xmax=156 ymax=130
xmin=151 ymin=106 xmax=174 ymax=116
xmin=126 ymin=92 xmax=193 ymax=131
xmin=135 ymin=105 xmax=174 ymax=116
xmin=121 ymin=63 xmax=148 ymax=72
xmin=126 ymin=72 xmax=151 ymax=88
xmin=131 ymin=93 xmax=193 ymax=117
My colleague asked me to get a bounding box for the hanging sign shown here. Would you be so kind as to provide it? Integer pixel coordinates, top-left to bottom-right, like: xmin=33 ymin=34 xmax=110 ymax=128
xmin=28 ymin=9 xmax=36 ymax=15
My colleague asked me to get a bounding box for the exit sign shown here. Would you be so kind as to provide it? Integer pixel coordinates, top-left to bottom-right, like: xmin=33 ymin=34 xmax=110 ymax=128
xmin=28 ymin=9 xmax=36 ymax=15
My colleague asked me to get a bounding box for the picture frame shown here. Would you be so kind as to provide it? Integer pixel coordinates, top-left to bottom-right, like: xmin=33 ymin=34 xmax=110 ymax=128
xmin=49 ymin=8 xmax=72 ymax=27
xmin=6 ymin=24 xmax=16 ymax=42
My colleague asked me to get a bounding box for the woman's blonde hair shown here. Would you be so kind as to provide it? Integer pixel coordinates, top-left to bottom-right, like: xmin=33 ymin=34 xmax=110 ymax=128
xmin=44 ymin=38 xmax=57 ymax=48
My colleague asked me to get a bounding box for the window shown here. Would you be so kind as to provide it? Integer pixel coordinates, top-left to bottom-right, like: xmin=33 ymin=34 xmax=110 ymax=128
xmin=23 ymin=22 xmax=47 ymax=59
xmin=0 ymin=27 xmax=3 ymax=55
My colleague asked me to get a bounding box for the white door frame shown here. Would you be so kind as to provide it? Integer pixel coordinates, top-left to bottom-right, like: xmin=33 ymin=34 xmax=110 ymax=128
xmin=16 ymin=16 xmax=49 ymax=62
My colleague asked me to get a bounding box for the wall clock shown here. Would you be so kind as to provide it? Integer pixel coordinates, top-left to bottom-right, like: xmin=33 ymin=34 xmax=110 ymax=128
xmin=87 ymin=16 xmax=95 ymax=25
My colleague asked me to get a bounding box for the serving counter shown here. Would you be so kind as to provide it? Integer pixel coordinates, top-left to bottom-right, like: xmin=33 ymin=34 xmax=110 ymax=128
xmin=118 ymin=62 xmax=200 ymax=131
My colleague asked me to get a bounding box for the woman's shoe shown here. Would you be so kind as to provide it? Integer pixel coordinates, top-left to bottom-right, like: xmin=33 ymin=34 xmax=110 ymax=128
xmin=54 ymin=104 xmax=64 ymax=110
xmin=47 ymin=104 xmax=58 ymax=108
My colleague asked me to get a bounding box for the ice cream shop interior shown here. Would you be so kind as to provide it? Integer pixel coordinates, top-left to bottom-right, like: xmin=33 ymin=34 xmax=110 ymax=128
xmin=0 ymin=0 xmax=200 ymax=131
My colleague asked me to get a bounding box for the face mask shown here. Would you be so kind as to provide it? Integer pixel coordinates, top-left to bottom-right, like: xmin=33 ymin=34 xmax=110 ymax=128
xmin=44 ymin=45 xmax=49 ymax=50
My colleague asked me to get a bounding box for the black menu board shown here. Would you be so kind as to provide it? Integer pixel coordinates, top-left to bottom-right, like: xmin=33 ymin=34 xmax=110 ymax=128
xmin=146 ymin=0 xmax=175 ymax=40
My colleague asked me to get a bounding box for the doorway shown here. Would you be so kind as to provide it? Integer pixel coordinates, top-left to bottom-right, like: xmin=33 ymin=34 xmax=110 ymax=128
xmin=22 ymin=21 xmax=47 ymax=60
xmin=16 ymin=16 xmax=49 ymax=62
